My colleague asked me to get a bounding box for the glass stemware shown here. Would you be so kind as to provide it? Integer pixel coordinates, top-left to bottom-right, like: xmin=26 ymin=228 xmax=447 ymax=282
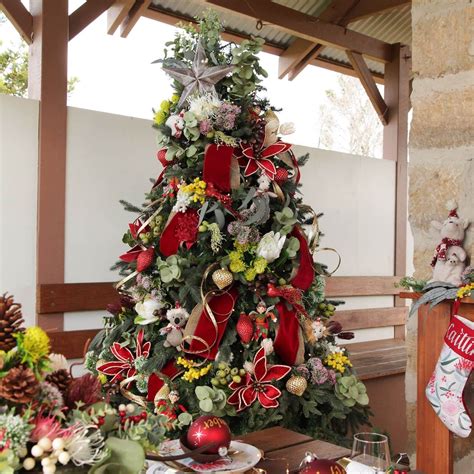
xmin=350 ymin=432 xmax=391 ymax=473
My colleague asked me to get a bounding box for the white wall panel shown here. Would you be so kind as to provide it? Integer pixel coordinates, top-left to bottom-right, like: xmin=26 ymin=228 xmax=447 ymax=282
xmin=0 ymin=96 xmax=400 ymax=341
xmin=0 ymin=95 xmax=39 ymax=327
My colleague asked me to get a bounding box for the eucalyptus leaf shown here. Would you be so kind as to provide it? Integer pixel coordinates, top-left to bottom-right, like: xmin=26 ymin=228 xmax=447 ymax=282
xmin=89 ymin=437 xmax=145 ymax=474
xmin=214 ymin=208 xmax=225 ymax=229
xmin=200 ymin=398 xmax=214 ymax=412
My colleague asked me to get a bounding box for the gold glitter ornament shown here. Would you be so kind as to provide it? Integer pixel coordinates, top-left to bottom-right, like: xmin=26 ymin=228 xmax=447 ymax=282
xmin=286 ymin=375 xmax=307 ymax=396
xmin=212 ymin=268 xmax=233 ymax=290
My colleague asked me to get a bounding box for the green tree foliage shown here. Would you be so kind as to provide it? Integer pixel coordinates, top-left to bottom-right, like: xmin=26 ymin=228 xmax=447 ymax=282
xmin=0 ymin=14 xmax=78 ymax=97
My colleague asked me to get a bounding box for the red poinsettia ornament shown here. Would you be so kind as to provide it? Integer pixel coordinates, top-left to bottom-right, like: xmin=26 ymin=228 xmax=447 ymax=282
xmin=129 ymin=218 xmax=150 ymax=240
xmin=236 ymin=142 xmax=292 ymax=179
xmin=97 ymin=330 xmax=151 ymax=387
xmin=228 ymin=348 xmax=290 ymax=411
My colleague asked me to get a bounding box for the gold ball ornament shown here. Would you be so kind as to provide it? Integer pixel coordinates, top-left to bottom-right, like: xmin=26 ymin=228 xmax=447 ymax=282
xmin=286 ymin=375 xmax=307 ymax=396
xmin=212 ymin=268 xmax=233 ymax=290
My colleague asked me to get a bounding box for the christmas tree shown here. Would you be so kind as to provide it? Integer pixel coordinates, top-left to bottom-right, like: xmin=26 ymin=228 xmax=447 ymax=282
xmin=87 ymin=13 xmax=370 ymax=444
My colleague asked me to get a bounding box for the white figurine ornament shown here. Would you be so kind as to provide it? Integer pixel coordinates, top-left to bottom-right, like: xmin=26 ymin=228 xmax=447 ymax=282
xmin=430 ymin=201 xmax=469 ymax=286
xmin=160 ymin=307 xmax=189 ymax=348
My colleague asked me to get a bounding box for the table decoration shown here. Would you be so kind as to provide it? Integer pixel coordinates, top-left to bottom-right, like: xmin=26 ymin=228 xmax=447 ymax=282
xmin=0 ymin=294 xmax=167 ymax=473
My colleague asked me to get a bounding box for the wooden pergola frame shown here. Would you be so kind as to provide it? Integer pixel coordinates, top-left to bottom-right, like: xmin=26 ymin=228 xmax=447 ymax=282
xmin=0 ymin=0 xmax=410 ymax=348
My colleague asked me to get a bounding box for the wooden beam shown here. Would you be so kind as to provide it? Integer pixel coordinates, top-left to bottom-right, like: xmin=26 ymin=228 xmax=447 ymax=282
xmin=383 ymin=44 xmax=410 ymax=340
xmin=107 ymin=0 xmax=134 ymax=35
xmin=48 ymin=329 xmax=99 ymax=359
xmin=278 ymin=38 xmax=316 ymax=79
xmin=144 ymin=6 xmax=293 ymax=57
xmin=29 ymin=0 xmax=69 ymax=332
xmin=339 ymin=0 xmax=411 ymax=25
xmin=417 ymin=302 xmax=456 ymax=473
xmin=143 ymin=5 xmax=383 ymax=81
xmin=36 ymin=277 xmax=401 ymax=316
xmin=333 ymin=306 xmax=407 ymax=331
xmin=279 ymin=0 xmax=357 ymax=79
xmin=312 ymin=55 xmax=384 ymax=84
xmin=205 ymin=0 xmax=393 ymax=63
xmin=347 ymin=50 xmax=388 ymax=125
xmin=325 ymin=276 xmax=402 ymax=297
xmin=38 ymin=283 xmax=119 ymax=314
xmin=119 ymin=0 xmax=152 ymax=38
xmin=69 ymin=0 xmax=115 ymax=41
xmin=281 ymin=0 xmax=410 ymax=80
xmin=288 ymin=44 xmax=325 ymax=80
xmin=348 ymin=339 xmax=407 ymax=380
xmin=0 ymin=0 xmax=33 ymax=44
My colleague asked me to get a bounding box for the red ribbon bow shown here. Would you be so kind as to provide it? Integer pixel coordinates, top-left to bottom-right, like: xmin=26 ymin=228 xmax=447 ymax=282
xmin=237 ymin=142 xmax=292 ymax=178
xmin=228 ymin=347 xmax=290 ymax=411
xmin=97 ymin=330 xmax=151 ymax=388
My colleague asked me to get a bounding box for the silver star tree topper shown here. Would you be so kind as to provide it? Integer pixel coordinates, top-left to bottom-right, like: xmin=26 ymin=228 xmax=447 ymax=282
xmin=162 ymin=41 xmax=234 ymax=109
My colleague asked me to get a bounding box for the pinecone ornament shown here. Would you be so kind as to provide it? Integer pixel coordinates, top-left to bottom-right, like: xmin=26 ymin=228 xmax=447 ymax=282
xmin=0 ymin=293 xmax=24 ymax=351
xmin=236 ymin=313 xmax=254 ymax=344
xmin=0 ymin=366 xmax=39 ymax=404
xmin=46 ymin=368 xmax=72 ymax=395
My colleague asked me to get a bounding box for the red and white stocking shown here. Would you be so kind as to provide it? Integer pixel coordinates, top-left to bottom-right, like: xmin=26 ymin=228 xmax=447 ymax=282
xmin=425 ymin=310 xmax=474 ymax=438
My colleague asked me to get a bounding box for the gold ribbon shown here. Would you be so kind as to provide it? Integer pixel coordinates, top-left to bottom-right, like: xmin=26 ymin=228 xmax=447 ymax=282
xmin=181 ymin=263 xmax=235 ymax=361
xmin=298 ymin=204 xmax=320 ymax=252
xmin=119 ymin=375 xmax=147 ymax=407
xmin=314 ymin=247 xmax=342 ymax=276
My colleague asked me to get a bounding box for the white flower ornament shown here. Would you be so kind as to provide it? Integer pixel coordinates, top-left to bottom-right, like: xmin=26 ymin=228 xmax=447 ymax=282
xmin=256 ymin=231 xmax=286 ymax=263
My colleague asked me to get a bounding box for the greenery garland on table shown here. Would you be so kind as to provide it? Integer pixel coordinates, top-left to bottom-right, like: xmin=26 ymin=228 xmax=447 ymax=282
xmin=399 ymin=269 xmax=474 ymax=316
xmin=85 ymin=12 xmax=370 ymax=447
xmin=0 ymin=294 xmax=166 ymax=473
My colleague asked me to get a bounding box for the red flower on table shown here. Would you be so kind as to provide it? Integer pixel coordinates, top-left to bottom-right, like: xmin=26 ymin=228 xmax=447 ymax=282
xmin=236 ymin=142 xmax=292 ymax=179
xmin=228 ymin=348 xmax=290 ymax=411
xmin=97 ymin=330 xmax=151 ymax=387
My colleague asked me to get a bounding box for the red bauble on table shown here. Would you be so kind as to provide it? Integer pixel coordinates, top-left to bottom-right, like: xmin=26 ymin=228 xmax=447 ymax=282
xmin=299 ymin=457 xmax=346 ymax=474
xmin=186 ymin=415 xmax=231 ymax=454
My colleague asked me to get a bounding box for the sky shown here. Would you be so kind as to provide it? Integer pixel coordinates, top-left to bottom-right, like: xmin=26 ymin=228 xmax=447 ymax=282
xmin=0 ymin=0 xmax=376 ymax=152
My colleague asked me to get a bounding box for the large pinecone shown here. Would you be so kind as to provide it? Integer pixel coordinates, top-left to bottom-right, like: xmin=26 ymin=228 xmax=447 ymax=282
xmin=46 ymin=369 xmax=72 ymax=395
xmin=0 ymin=293 xmax=24 ymax=351
xmin=0 ymin=366 xmax=39 ymax=404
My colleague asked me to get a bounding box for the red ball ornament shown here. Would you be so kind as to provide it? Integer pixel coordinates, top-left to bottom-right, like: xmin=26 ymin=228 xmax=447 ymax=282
xmin=236 ymin=313 xmax=254 ymax=344
xmin=266 ymin=283 xmax=279 ymax=297
xmin=275 ymin=167 xmax=289 ymax=184
xmin=186 ymin=416 xmax=231 ymax=454
xmin=136 ymin=247 xmax=155 ymax=272
xmin=299 ymin=457 xmax=346 ymax=474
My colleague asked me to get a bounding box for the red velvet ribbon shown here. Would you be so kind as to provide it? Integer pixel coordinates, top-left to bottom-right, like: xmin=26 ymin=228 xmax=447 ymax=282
xmin=152 ymin=148 xmax=172 ymax=189
xmin=290 ymin=226 xmax=314 ymax=290
xmin=159 ymin=209 xmax=199 ymax=257
xmin=203 ymin=144 xmax=235 ymax=192
xmin=146 ymin=360 xmax=180 ymax=402
xmin=287 ymin=148 xmax=301 ymax=184
xmin=273 ymin=302 xmax=302 ymax=366
xmin=186 ymin=287 xmax=238 ymax=360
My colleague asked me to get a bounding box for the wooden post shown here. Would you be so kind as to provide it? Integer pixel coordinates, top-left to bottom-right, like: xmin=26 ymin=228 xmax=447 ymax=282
xmin=416 ymin=300 xmax=474 ymax=473
xmin=28 ymin=0 xmax=69 ymax=331
xmin=383 ymin=43 xmax=410 ymax=339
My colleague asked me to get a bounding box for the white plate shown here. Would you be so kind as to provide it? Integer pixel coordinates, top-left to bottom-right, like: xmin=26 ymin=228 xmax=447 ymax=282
xmin=146 ymin=439 xmax=262 ymax=473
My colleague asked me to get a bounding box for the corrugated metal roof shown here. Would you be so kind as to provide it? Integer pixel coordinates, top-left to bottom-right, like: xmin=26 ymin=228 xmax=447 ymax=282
xmin=150 ymin=0 xmax=411 ymax=77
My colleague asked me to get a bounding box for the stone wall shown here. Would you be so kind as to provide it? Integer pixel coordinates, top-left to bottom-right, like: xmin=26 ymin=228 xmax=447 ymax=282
xmin=407 ymin=0 xmax=474 ymax=471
